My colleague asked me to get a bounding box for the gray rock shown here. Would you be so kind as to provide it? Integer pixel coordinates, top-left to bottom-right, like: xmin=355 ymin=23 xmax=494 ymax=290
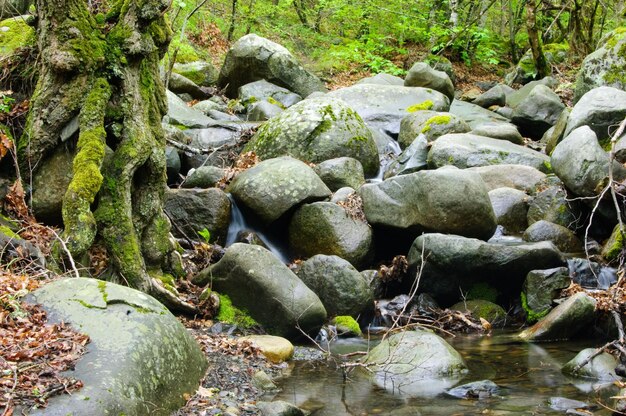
xmin=0 ymin=228 xmax=45 ymax=267
xmin=549 ymin=397 xmax=591 ymax=412
xmin=181 ymin=125 xmax=245 ymax=169
xmin=192 ymin=99 xmax=226 ymax=114
xmin=446 ymin=380 xmax=502 ymax=399
xmin=523 ymin=220 xmax=582 ymax=253
xmin=356 ymin=73 xmax=405 ymax=86
xmin=404 ymin=62 xmax=455 ymax=101
xmin=511 ymin=84 xmax=565 ymax=139
xmin=288 ymin=202 xmax=374 ymax=268
xmin=522 ymin=267 xmax=571 ymax=318
xmin=565 ymin=86 xmax=626 ymax=142
xmin=562 ymin=348 xmax=619 ymax=380
xmin=449 ymin=100 xmax=511 ymax=129
xmin=466 ymin=164 xmax=547 ymax=192
xmin=218 ymin=34 xmax=327 ymax=97
xmin=168 ymin=72 xmax=207 ymax=99
xmin=551 ymin=126 xmax=626 ymax=197
xmin=384 ymin=134 xmax=429 ymax=178
xmin=506 ymin=77 xmax=558 ymax=109
xmin=173 ymin=61 xmax=219 ymax=87
xmin=330 ymin=187 xmax=356 ymax=203
xmin=449 ymin=300 xmax=507 ymax=325
xmin=228 ymin=156 xmax=331 ymax=224
xmin=473 ymin=85 xmax=507 ymax=108
xmin=364 ymin=330 xmax=467 ymax=396
xmin=574 ymin=28 xmax=626 ymax=102
xmin=238 ymin=79 xmax=302 ymax=107
xmin=544 ymin=108 xmax=570 ymax=155
xmin=244 ymin=96 xmax=380 ymax=175
xmin=470 ymin=122 xmax=523 ymax=145
xmin=428 ymin=133 xmax=551 ymax=172
xmin=247 ymin=100 xmax=284 ymax=121
xmin=314 ymin=157 xmax=365 ymax=191
xmin=26 ymin=278 xmax=207 ymax=416
xmin=359 ymin=168 xmax=497 ymax=240
xmin=164 ymin=188 xmax=231 ymax=244
xmin=165 ymin=146 xmax=181 ymax=183
xmin=408 ymin=233 xmax=565 ymax=304
xmin=526 ymin=180 xmax=583 ymax=230
xmin=398 ymin=111 xmax=470 ymax=148
xmin=166 ymin=90 xmax=214 ymax=128
xmin=519 ymin=292 xmax=596 ymax=341
xmin=207 ymin=109 xmax=240 ymax=122
xmin=252 ymin=370 xmax=278 ymax=390
xmin=488 ymin=187 xmax=529 ymax=234
xmin=257 ymin=401 xmax=304 ymax=416
xmin=296 ymin=254 xmax=373 ymax=316
xmin=32 ymin=146 xmax=74 ymax=224
xmin=327 ymin=84 xmax=450 ymax=135
xmin=567 ymin=258 xmax=618 ymax=290
xmin=193 ymin=243 xmax=327 ymax=338
xmin=182 ymin=166 xmax=226 ymax=188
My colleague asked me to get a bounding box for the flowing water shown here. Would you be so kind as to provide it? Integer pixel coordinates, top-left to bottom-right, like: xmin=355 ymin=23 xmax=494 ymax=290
xmin=269 ymin=332 xmax=619 ymax=415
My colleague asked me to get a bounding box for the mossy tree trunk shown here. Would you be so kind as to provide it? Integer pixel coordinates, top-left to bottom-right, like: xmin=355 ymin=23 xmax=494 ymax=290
xmin=526 ymin=0 xmax=550 ymax=78
xmin=20 ymin=0 xmax=195 ymax=312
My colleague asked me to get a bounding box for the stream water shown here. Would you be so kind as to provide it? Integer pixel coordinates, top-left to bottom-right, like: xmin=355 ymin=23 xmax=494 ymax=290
xmin=269 ymin=332 xmax=619 ymax=415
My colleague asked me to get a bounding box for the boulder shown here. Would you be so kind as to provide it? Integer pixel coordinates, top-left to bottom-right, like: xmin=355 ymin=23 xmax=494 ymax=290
xmin=408 ymin=233 xmax=565 ymax=304
xmin=428 ymin=133 xmax=551 ymax=172
xmin=567 ymin=258 xmax=618 ymax=290
xmin=470 ymin=122 xmax=523 ymax=145
xmin=523 ymin=220 xmax=582 ymax=253
xmin=522 ymin=267 xmax=571 ymax=321
xmin=466 ymin=164 xmax=546 ymax=192
xmin=164 ymin=188 xmax=231 ymax=244
xmin=449 ymin=299 xmax=507 ymax=325
xmin=327 ymin=84 xmax=450 ymax=135
xmin=551 ymin=126 xmax=626 ymax=197
xmin=446 ymin=380 xmax=502 ymax=399
xmin=192 ymin=99 xmax=227 ymax=114
xmin=238 ymin=79 xmax=302 ymax=107
xmin=506 ymin=77 xmax=558 ymax=109
xmin=562 ymin=348 xmax=619 ymax=380
xmin=32 ymin=146 xmax=74 ymax=224
xmin=257 ymin=401 xmax=304 ymax=416
xmin=167 ymin=72 xmax=206 ymax=99
xmin=543 ymin=107 xmax=570 ymax=155
xmin=404 ymin=62 xmax=455 ymax=101
xmin=240 ymin=335 xmax=294 ymax=363
xmin=296 ymin=254 xmax=373 ymax=316
xmin=0 ymin=16 xmax=35 ymax=59
xmin=172 ymin=60 xmax=219 ymax=87
xmin=449 ymin=100 xmax=510 ymax=129
xmin=398 ymin=111 xmax=470 ymax=148
xmin=565 ymin=86 xmax=626 ymax=143
xmin=488 ymin=187 xmax=529 ymax=234
xmin=359 ymin=168 xmax=497 ymax=240
xmin=181 ymin=126 xmax=244 ymax=169
xmin=356 ymin=73 xmax=404 ymax=86
xmin=193 ymin=243 xmax=327 ymax=338
xmin=165 ymin=146 xmax=181 ymax=184
xmin=288 ymin=202 xmax=374 ymax=268
xmin=364 ymin=330 xmax=467 ymax=396
xmin=511 ymin=84 xmax=564 ymax=139
xmin=574 ymin=27 xmax=626 ymax=102
xmin=473 ymin=85 xmax=507 ymax=108
xmin=181 ymin=166 xmax=226 ymax=188
xmin=228 ymin=156 xmax=331 ymax=224
xmin=518 ymin=292 xmax=596 ymax=341
xmin=244 ymin=96 xmax=380 ymax=175
xmin=526 ymin=180 xmax=583 ymax=230
xmin=218 ymin=34 xmax=326 ymax=97
xmin=314 ymin=157 xmax=365 ymax=191
xmin=166 ymin=90 xmax=214 ymax=128
xmin=26 ymin=278 xmax=207 ymax=416
xmin=247 ymin=100 xmax=284 ymax=121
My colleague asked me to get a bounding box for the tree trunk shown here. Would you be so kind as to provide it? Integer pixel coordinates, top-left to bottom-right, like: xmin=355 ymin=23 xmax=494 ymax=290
xmin=449 ymin=0 xmax=459 ymax=27
xmin=227 ymin=0 xmax=238 ymax=41
xmin=526 ymin=0 xmax=550 ymax=78
xmin=21 ymin=0 xmax=195 ymax=313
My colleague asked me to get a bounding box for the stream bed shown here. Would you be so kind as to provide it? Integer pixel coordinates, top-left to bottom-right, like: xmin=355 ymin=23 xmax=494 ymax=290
xmin=267 ymin=332 xmax=619 ymax=415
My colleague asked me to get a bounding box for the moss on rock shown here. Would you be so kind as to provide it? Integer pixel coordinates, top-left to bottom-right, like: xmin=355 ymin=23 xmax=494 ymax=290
xmin=0 ymin=17 xmax=35 ymax=58
xmin=333 ymin=315 xmax=362 ymax=336
xmin=407 ymin=100 xmax=434 ymax=113
xmin=216 ymin=293 xmax=258 ymax=328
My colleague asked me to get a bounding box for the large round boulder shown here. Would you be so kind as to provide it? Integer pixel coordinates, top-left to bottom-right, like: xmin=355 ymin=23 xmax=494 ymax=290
xmin=228 ymin=156 xmax=331 ymax=224
xmin=510 ymin=85 xmax=565 ymax=139
xmin=193 ymin=243 xmax=327 ymax=339
xmin=296 ymin=254 xmax=373 ymax=317
xmin=364 ymin=330 xmax=467 ymax=396
xmin=244 ymin=96 xmax=380 ymax=175
xmin=172 ymin=60 xmax=219 ymax=87
xmin=398 ymin=111 xmax=470 ymax=148
xmin=217 ymin=34 xmax=326 ymax=98
xmin=523 ymin=220 xmax=582 ymax=253
xmin=564 ymin=86 xmax=626 ymax=143
xmin=288 ymin=202 xmax=374 ymax=268
xmin=466 ymin=164 xmax=546 ymax=193
xmin=26 ymin=278 xmax=207 ymax=416
xmin=314 ymin=157 xmax=365 ymax=192
xmin=238 ymin=79 xmax=302 ymax=108
xmin=404 ymin=62 xmax=455 ymax=101
xmin=562 ymin=348 xmax=619 ymax=380
xmin=488 ymin=187 xmax=529 ymax=234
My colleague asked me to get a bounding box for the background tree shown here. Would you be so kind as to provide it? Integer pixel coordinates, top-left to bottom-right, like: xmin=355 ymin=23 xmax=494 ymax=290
xmin=20 ymin=0 xmax=194 ymax=312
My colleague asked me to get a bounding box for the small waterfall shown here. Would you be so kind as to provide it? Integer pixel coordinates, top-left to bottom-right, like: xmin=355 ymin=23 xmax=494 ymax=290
xmin=369 ymin=139 xmax=402 ymax=183
xmin=225 ymin=194 xmax=291 ymax=263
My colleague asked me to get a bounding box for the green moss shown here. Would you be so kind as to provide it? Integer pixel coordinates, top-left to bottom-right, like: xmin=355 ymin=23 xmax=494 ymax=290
xmin=407 ymin=100 xmax=434 ymax=113
xmin=0 ymin=225 xmax=18 ymax=239
xmin=521 ymin=291 xmax=549 ymax=324
xmin=216 ymin=294 xmax=257 ymax=328
xmin=98 ymin=280 xmax=108 ymax=303
xmin=168 ymin=37 xmax=200 ymax=64
xmin=0 ymin=17 xmax=36 ymax=58
xmin=421 ymin=114 xmax=452 ymax=133
xmin=542 ymin=160 xmax=553 ymax=173
xmin=466 ymin=282 xmax=498 ymax=303
xmin=602 ymin=224 xmax=625 ymax=262
xmin=267 ymin=96 xmax=286 ymax=110
xmin=333 ymin=316 xmax=362 ymax=336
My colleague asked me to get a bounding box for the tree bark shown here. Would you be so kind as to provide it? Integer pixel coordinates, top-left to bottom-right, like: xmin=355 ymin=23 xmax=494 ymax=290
xmin=526 ymin=0 xmax=550 ymax=78
xmin=21 ymin=0 xmax=195 ymax=313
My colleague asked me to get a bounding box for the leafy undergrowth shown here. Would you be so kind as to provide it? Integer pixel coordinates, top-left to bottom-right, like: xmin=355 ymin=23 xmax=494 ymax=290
xmin=0 ymin=270 xmax=89 ymax=414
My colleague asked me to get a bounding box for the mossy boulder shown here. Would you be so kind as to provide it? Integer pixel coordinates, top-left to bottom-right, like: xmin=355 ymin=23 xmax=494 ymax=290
xmin=488 ymin=187 xmax=529 ymax=234
xmin=218 ymin=34 xmax=327 ymax=98
xmin=244 ymin=96 xmax=380 ymax=175
xmin=167 ymin=72 xmax=206 ymax=100
xmin=165 ymin=90 xmax=214 ymax=128
xmin=359 ymin=167 xmax=497 ymax=241
xmin=523 ymin=220 xmax=582 ymax=253
xmin=327 ymin=84 xmax=450 ymax=135
xmin=408 ymin=233 xmax=565 ymax=304
xmin=470 ymin=122 xmax=524 ymax=145
xmin=450 ymin=299 xmax=507 ymax=325
xmin=398 ymin=111 xmax=470 ymax=148
xmin=238 ymin=79 xmax=302 ymax=108
xmin=0 ymin=16 xmax=35 ymax=59
xmin=289 ymin=202 xmax=374 ymax=269
xmin=428 ymin=133 xmax=551 ymax=172
xmin=296 ymin=254 xmax=373 ymax=317
xmin=526 ymin=180 xmax=584 ymax=230
xmin=511 ymin=84 xmax=565 ymax=140
xmin=522 ymin=267 xmax=571 ymax=323
xmin=332 ymin=315 xmax=362 ymax=336
xmin=26 ymin=278 xmax=207 ymax=416
xmin=172 ymin=61 xmax=219 ymax=87
xmin=193 ymin=243 xmax=327 ymax=339
xmin=314 ymin=157 xmax=365 ymax=191
xmin=181 ymin=165 xmax=226 ymax=188
xmin=467 ymin=164 xmax=546 ymax=193
xmin=404 ymin=62 xmax=455 ymax=101
xmin=602 ymin=224 xmax=625 ymax=262
xmin=473 ymin=85 xmax=507 ymax=108
xmin=574 ymin=27 xmax=626 ymax=102
xmin=228 ymin=156 xmax=331 ymax=224
xmin=449 ymin=100 xmax=511 ymax=129
xmin=364 ymin=330 xmax=467 ymax=396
